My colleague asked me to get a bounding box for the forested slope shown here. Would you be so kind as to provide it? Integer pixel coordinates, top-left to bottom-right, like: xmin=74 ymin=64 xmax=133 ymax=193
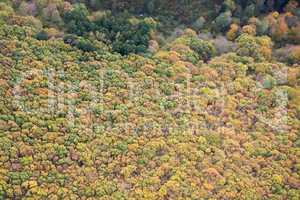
xmin=0 ymin=1 xmax=300 ymax=199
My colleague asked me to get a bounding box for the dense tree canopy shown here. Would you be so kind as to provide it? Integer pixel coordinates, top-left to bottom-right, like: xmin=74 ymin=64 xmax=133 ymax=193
xmin=0 ymin=1 xmax=299 ymax=199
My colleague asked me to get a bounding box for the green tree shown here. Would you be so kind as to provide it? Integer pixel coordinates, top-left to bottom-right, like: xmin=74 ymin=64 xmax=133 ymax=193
xmin=214 ymin=11 xmax=232 ymax=32
xmin=35 ymin=30 xmax=49 ymax=40
xmin=189 ymin=38 xmax=216 ymax=62
xmin=63 ymin=3 xmax=92 ymax=36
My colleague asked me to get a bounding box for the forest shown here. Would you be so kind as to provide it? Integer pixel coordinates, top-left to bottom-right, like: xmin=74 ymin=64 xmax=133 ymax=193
xmin=0 ymin=0 xmax=299 ymax=199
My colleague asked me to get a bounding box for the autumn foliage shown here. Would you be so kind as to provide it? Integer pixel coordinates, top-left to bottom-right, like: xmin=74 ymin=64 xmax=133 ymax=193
xmin=0 ymin=1 xmax=300 ymax=200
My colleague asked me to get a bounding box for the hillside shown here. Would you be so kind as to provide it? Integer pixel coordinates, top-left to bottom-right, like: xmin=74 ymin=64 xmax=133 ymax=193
xmin=0 ymin=1 xmax=300 ymax=199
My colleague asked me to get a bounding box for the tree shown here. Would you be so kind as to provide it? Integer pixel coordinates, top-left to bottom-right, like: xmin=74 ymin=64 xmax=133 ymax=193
xmin=222 ymin=0 xmax=236 ymax=12
xmin=212 ymin=36 xmax=237 ymax=54
xmin=35 ymin=30 xmax=49 ymax=40
xmin=255 ymin=18 xmax=269 ymax=35
xmin=227 ymin=23 xmax=239 ymax=40
xmin=287 ymin=46 xmax=300 ymax=64
xmin=242 ymin=25 xmax=256 ymax=35
xmin=243 ymin=4 xmax=256 ymax=21
xmin=189 ymin=38 xmax=216 ymax=62
xmin=0 ymin=3 xmax=14 ymax=24
xmin=93 ymin=14 xmax=155 ymax=55
xmin=270 ymin=15 xmax=288 ymax=42
xmin=192 ymin=16 xmax=206 ymax=31
xmin=41 ymin=3 xmax=63 ymax=27
xmin=236 ymin=33 xmax=273 ymax=61
xmin=76 ymin=38 xmax=97 ymax=52
xmin=214 ymin=11 xmax=232 ymax=32
xmin=288 ymin=24 xmax=300 ymax=44
xmin=63 ymin=3 xmax=92 ymax=36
